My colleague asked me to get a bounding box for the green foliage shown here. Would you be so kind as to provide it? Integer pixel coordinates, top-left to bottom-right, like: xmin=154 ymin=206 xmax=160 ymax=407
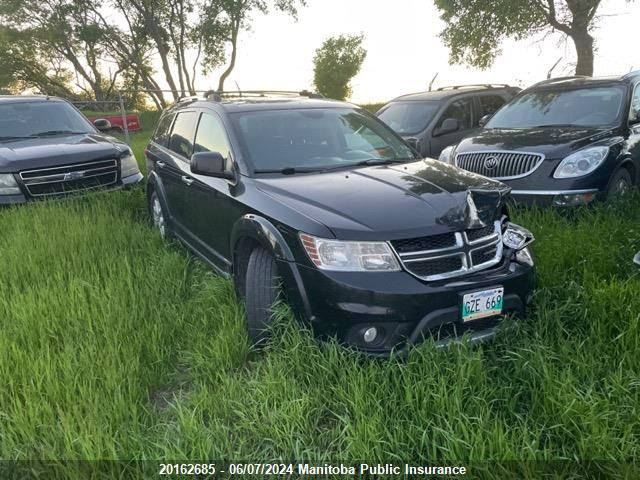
xmin=434 ymin=0 xmax=545 ymax=70
xmin=433 ymin=0 xmax=612 ymax=76
xmin=313 ymin=34 xmax=367 ymax=100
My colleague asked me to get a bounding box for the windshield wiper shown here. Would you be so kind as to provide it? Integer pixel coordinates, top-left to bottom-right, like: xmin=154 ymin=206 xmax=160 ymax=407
xmin=254 ymin=167 xmax=326 ymax=175
xmin=0 ymin=135 xmax=37 ymax=141
xmin=353 ymin=157 xmax=415 ymax=166
xmin=31 ymin=130 xmax=88 ymax=137
xmin=530 ymin=124 xmax=581 ymax=128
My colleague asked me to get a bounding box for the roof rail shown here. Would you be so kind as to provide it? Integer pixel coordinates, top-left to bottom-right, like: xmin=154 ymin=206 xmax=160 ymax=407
xmin=204 ymin=90 xmax=324 ymax=101
xmin=436 ymin=84 xmax=511 ymax=91
xmin=177 ymin=95 xmax=200 ymax=103
xmin=530 ymin=75 xmax=589 ymax=88
xmin=623 ymin=69 xmax=640 ymax=80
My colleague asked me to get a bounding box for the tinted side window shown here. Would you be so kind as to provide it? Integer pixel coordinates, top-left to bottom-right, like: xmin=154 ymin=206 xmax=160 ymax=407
xmin=630 ymin=84 xmax=640 ymax=121
xmin=168 ymin=111 xmax=198 ymax=158
xmin=153 ymin=113 xmax=175 ymax=147
xmin=436 ymin=98 xmax=473 ymax=131
xmin=478 ymin=95 xmax=506 ymax=117
xmin=194 ymin=113 xmax=233 ymax=168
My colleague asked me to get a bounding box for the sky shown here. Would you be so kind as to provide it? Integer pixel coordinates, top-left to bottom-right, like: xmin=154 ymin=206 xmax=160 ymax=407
xmin=197 ymin=0 xmax=640 ymax=104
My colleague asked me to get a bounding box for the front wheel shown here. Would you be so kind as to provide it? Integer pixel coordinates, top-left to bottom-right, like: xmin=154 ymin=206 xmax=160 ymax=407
xmin=605 ymin=168 xmax=632 ymax=200
xmin=244 ymin=246 xmax=279 ymax=344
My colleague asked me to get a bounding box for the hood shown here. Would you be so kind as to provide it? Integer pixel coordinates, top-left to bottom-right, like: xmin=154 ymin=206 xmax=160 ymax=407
xmin=456 ymin=126 xmax=614 ymax=159
xmin=255 ymin=159 xmax=509 ymax=241
xmin=0 ymin=133 xmax=128 ymax=172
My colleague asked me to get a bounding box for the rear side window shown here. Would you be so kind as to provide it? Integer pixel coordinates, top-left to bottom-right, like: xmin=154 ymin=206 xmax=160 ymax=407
xmin=630 ymin=84 xmax=640 ymax=121
xmin=436 ymin=98 xmax=473 ymax=131
xmin=478 ymin=95 xmax=506 ymax=118
xmin=153 ymin=113 xmax=174 ymax=147
xmin=168 ymin=111 xmax=198 ymax=158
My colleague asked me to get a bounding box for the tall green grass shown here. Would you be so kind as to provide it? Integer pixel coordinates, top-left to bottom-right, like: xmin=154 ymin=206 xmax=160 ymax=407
xmin=1 ymin=190 xmax=638 ymax=474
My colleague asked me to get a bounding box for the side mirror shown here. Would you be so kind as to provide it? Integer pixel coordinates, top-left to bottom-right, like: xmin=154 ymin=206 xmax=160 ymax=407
xmin=479 ymin=114 xmax=492 ymax=128
xmin=93 ymin=119 xmax=111 ymax=132
xmin=434 ymin=118 xmax=459 ymax=137
xmin=190 ymin=151 xmax=234 ymax=180
xmin=634 ymin=251 xmax=640 ymax=267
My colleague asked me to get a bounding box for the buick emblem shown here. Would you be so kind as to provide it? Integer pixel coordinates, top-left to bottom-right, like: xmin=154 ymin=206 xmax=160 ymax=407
xmin=484 ymin=156 xmax=498 ymax=170
xmin=63 ymin=171 xmax=85 ymax=181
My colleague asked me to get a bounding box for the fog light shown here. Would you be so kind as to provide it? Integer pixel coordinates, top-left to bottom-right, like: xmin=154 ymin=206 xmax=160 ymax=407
xmin=552 ymin=192 xmax=596 ymax=207
xmin=363 ymin=327 xmax=378 ymax=344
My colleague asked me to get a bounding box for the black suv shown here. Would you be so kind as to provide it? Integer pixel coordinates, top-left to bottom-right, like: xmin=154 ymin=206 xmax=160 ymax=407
xmin=145 ymin=91 xmax=536 ymax=355
xmin=376 ymin=85 xmax=520 ymax=159
xmin=0 ymin=96 xmax=142 ymax=204
xmin=440 ymin=73 xmax=640 ymax=206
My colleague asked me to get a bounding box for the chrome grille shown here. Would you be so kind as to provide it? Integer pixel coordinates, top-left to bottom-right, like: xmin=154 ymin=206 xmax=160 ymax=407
xmin=455 ymin=151 xmax=543 ymax=179
xmin=19 ymin=160 xmax=118 ymax=197
xmin=390 ymin=221 xmax=503 ymax=281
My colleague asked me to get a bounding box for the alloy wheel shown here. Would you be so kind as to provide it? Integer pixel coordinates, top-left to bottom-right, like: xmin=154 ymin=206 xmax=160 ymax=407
xmin=151 ymin=195 xmax=166 ymax=238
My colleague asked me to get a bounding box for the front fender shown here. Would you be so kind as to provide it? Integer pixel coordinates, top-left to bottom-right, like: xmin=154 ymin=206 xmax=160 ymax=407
xmin=230 ymin=214 xmax=295 ymax=262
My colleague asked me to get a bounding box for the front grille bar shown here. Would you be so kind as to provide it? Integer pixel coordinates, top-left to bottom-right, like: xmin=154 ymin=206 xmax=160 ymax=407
xmin=390 ymin=221 xmax=503 ymax=281
xmin=19 ymin=159 xmax=118 ymax=197
xmin=455 ymin=150 xmax=544 ymax=180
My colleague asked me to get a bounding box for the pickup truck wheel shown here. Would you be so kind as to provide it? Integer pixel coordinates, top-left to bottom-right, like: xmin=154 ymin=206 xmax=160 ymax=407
xmin=150 ymin=191 xmax=168 ymax=239
xmin=245 ymin=246 xmax=279 ymax=345
xmin=605 ymin=168 xmax=632 ymax=200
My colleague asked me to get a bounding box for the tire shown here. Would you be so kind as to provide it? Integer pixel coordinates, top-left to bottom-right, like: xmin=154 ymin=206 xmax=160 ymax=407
xmin=149 ymin=190 xmax=169 ymax=239
xmin=244 ymin=246 xmax=279 ymax=344
xmin=605 ymin=168 xmax=632 ymax=200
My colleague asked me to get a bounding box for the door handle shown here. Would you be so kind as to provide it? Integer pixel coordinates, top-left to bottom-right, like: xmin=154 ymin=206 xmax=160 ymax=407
xmin=181 ymin=175 xmax=194 ymax=186
xmin=156 ymin=161 xmax=166 ymax=169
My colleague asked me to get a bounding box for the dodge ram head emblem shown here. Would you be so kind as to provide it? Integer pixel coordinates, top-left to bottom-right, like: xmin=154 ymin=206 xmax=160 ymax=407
xmin=484 ymin=156 xmax=498 ymax=170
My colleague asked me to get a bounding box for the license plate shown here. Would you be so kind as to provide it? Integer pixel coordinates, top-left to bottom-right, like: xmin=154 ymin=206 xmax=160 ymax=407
xmin=461 ymin=287 xmax=504 ymax=322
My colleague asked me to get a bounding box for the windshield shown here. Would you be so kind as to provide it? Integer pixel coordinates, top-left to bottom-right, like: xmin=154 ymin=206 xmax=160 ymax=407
xmin=0 ymin=101 xmax=94 ymax=139
xmin=377 ymin=101 xmax=440 ymax=135
xmin=486 ymin=86 xmax=625 ymax=129
xmin=230 ymin=108 xmax=416 ymax=173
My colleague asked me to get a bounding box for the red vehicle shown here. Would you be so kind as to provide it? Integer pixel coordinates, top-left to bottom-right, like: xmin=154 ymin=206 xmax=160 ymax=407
xmin=87 ymin=113 xmax=142 ymax=133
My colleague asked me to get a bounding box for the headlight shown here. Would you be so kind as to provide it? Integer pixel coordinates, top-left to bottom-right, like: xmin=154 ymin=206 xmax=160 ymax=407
xmin=438 ymin=145 xmax=455 ymax=164
xmin=299 ymin=233 xmax=401 ymax=272
xmin=120 ymin=152 xmax=140 ymax=178
xmin=502 ymin=222 xmax=534 ymax=250
xmin=515 ymin=246 xmax=534 ymax=266
xmin=553 ymin=146 xmax=609 ymax=179
xmin=0 ymin=174 xmax=21 ymax=195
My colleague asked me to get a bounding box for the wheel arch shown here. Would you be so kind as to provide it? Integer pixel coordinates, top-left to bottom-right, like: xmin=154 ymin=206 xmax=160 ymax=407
xmin=230 ymin=215 xmax=296 ymax=293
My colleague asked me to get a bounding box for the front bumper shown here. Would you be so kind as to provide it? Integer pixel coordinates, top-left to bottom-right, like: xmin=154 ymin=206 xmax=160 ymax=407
xmin=0 ymin=172 xmax=143 ymax=206
xmin=279 ymin=255 xmax=535 ymax=356
xmin=510 ymin=188 xmax=599 ymax=207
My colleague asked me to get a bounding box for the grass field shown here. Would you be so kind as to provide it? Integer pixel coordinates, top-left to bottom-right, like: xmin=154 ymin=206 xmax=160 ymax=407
xmin=1 ymin=112 xmax=639 ymax=478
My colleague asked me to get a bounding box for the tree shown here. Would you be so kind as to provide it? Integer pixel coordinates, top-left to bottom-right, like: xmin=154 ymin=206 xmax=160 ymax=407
xmin=210 ymin=0 xmax=306 ymax=92
xmin=433 ymin=0 xmax=628 ymax=76
xmin=313 ymin=34 xmax=367 ymax=100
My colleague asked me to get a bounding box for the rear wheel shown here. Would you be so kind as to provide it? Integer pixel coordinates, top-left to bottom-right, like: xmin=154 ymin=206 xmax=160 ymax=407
xmin=149 ymin=191 xmax=168 ymax=238
xmin=605 ymin=168 xmax=632 ymax=200
xmin=244 ymin=246 xmax=279 ymax=344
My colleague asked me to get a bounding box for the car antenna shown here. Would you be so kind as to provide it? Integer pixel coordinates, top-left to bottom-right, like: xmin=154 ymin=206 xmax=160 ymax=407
xmin=428 ymin=72 xmax=439 ymax=91
xmin=235 ymin=81 xmax=242 ymax=98
xmin=547 ymin=57 xmax=562 ymax=79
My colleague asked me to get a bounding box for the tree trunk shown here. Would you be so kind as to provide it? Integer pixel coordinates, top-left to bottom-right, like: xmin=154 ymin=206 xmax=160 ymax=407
xmin=570 ymin=29 xmax=594 ymax=76
xmin=217 ymin=21 xmax=239 ymax=92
